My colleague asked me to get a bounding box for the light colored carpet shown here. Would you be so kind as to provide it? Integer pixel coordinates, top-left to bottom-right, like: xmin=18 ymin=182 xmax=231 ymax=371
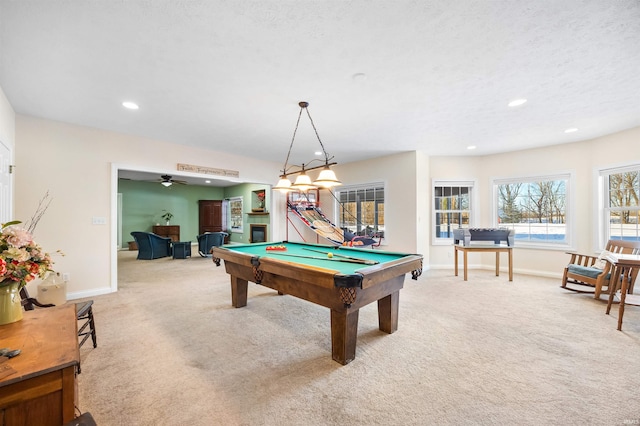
xmin=76 ymin=250 xmax=640 ymax=425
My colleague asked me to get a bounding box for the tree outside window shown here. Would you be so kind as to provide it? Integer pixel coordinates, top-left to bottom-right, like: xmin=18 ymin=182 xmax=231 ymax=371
xmin=602 ymin=167 xmax=639 ymax=242
xmin=494 ymin=174 xmax=570 ymax=246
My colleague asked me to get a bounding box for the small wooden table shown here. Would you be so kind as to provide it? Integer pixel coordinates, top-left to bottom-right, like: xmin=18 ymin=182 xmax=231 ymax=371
xmin=0 ymin=304 xmax=80 ymax=425
xmin=605 ymin=253 xmax=640 ymax=331
xmin=454 ymin=244 xmax=513 ymax=281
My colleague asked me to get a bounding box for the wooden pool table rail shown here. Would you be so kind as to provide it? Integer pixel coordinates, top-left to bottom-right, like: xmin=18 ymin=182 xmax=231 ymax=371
xmin=212 ymin=245 xmax=422 ymax=364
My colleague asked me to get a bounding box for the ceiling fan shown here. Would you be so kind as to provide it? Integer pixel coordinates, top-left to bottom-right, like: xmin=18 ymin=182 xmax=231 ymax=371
xmin=158 ymin=174 xmax=187 ymax=187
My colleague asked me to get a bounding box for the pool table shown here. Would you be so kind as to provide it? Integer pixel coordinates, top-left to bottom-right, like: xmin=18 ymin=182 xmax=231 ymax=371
xmin=211 ymin=241 xmax=423 ymax=365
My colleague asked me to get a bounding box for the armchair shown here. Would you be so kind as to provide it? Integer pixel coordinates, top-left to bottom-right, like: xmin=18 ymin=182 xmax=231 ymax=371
xmin=130 ymin=231 xmax=172 ymax=260
xmin=197 ymin=232 xmax=228 ymax=257
xmin=561 ymin=239 xmax=640 ymax=299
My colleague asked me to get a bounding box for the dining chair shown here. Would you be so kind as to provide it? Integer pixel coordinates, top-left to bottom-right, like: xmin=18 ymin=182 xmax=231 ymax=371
xmin=20 ymin=287 xmax=97 ymax=372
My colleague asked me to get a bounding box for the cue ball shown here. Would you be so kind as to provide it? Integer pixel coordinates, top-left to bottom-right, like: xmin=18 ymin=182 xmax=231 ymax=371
xmin=327 ymin=253 xmax=333 ymax=258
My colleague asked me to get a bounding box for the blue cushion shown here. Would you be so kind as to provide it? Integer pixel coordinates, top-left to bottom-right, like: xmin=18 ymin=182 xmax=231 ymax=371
xmin=567 ymin=264 xmax=606 ymax=279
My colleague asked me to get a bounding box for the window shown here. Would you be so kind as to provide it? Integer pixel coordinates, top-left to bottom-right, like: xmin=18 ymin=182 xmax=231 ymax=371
xmin=433 ymin=181 xmax=475 ymax=244
xmin=228 ymin=196 xmax=243 ymax=233
xmin=600 ymin=165 xmax=640 ymax=243
xmin=492 ymin=174 xmax=571 ymax=247
xmin=335 ymin=184 xmax=384 ymax=237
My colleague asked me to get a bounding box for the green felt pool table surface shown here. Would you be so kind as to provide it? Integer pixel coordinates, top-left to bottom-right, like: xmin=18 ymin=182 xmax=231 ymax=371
xmin=221 ymin=241 xmax=416 ymax=275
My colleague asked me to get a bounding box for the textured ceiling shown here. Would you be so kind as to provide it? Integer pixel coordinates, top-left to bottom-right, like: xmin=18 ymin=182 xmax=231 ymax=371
xmin=1 ymin=0 xmax=639 ymax=172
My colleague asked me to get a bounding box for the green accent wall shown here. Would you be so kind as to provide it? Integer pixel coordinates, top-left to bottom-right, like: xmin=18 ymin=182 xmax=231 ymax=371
xmin=223 ymin=183 xmax=272 ymax=244
xmin=118 ymin=179 xmax=272 ymax=245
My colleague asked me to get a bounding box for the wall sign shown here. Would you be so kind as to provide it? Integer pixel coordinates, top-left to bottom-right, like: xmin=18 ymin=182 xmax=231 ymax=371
xmin=177 ymin=163 xmax=240 ymax=178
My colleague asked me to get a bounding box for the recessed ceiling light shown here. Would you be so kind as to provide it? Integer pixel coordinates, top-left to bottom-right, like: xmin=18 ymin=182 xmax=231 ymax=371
xmin=564 ymin=128 xmax=578 ymax=133
xmin=122 ymin=101 xmax=139 ymax=110
xmin=508 ymin=99 xmax=527 ymax=107
xmin=467 ymin=145 xmax=476 ymax=150
xmin=205 ymin=180 xmax=211 ymax=184
xmin=314 ymin=151 xmax=323 ymax=156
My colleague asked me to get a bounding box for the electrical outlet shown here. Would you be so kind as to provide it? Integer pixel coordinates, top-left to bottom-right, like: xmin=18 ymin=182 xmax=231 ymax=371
xmin=62 ymin=273 xmax=70 ymax=282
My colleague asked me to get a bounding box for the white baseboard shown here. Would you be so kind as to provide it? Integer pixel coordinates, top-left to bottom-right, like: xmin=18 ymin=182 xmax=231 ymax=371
xmin=428 ymin=263 xmax=563 ymax=279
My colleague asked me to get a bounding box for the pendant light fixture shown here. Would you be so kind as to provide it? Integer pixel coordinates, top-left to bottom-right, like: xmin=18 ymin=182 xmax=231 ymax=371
xmin=273 ymin=102 xmax=342 ymax=192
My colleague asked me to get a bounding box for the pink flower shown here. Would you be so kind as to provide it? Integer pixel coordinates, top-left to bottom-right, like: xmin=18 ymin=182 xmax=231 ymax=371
xmin=1 ymin=222 xmax=58 ymax=289
xmin=2 ymin=225 xmax=33 ymax=248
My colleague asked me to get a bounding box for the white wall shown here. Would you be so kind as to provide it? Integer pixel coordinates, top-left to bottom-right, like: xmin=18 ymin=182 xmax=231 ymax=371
xmin=331 ymin=151 xmax=424 ymax=254
xmin=15 ymin=115 xmax=282 ymax=298
xmin=9 ymin=90 xmax=640 ymax=294
xmin=429 ymin=126 xmax=640 ymax=277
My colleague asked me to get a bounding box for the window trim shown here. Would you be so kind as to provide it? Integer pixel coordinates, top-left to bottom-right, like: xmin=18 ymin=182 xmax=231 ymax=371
xmin=333 ymin=182 xmax=386 ymax=243
xmin=431 ymin=179 xmax=477 ymax=246
xmin=491 ymin=172 xmax=574 ymax=251
xmin=597 ymin=163 xmax=640 ymax=249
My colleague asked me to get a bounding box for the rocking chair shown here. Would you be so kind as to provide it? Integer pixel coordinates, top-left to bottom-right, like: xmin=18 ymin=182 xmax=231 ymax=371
xmin=561 ymin=239 xmax=640 ymax=299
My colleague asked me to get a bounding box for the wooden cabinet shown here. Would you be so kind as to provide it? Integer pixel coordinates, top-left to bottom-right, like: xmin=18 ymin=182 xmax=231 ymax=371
xmin=198 ymin=200 xmax=223 ymax=234
xmin=152 ymin=225 xmax=180 ymax=242
xmin=0 ymin=305 xmax=79 ymax=426
xmin=199 ymin=200 xmax=228 ymax=244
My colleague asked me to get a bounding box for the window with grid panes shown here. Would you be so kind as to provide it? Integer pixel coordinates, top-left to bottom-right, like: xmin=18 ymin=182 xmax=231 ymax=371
xmin=336 ymin=184 xmax=385 ymax=238
xmin=433 ymin=182 xmax=473 ymax=242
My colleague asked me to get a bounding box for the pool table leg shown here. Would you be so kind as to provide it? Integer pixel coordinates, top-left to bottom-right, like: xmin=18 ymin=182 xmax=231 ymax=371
xmin=330 ymin=308 xmax=359 ymax=365
xmin=231 ymin=276 xmax=248 ymax=308
xmin=378 ymin=290 xmax=399 ymax=333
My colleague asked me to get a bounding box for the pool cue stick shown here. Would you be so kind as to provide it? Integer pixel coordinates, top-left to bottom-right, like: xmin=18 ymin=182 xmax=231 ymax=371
xmin=270 ymin=252 xmax=378 ymax=265
xmin=302 ymin=247 xmax=378 ymax=263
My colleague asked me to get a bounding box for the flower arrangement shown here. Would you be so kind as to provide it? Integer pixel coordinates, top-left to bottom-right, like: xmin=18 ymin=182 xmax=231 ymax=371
xmin=0 ymin=191 xmax=60 ymax=290
xmin=256 ymin=191 xmax=265 ymax=208
xmin=0 ymin=221 xmax=55 ymax=290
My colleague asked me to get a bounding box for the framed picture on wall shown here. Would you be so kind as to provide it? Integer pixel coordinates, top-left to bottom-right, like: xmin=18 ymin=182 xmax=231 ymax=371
xmin=229 ymin=196 xmax=243 ymax=233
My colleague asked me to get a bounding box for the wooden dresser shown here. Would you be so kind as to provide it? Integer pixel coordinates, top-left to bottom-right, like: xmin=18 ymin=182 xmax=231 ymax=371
xmin=0 ymin=304 xmax=80 ymax=425
xmin=152 ymin=225 xmax=180 ymax=242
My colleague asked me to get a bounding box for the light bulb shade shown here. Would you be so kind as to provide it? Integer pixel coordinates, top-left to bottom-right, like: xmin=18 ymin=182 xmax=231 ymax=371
xmin=292 ymin=172 xmax=316 ymax=192
xmin=273 ymin=177 xmax=293 ymax=192
xmin=313 ymin=168 xmax=342 ymax=188
xmin=161 ymin=181 xmax=172 ymax=187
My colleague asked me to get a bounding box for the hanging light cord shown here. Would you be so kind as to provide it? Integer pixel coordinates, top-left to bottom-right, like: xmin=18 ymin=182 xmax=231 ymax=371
xmin=280 ymin=106 xmax=305 ymax=176
xmin=280 ymin=102 xmax=333 ymax=176
xmin=303 ymin=105 xmax=332 ymax=164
